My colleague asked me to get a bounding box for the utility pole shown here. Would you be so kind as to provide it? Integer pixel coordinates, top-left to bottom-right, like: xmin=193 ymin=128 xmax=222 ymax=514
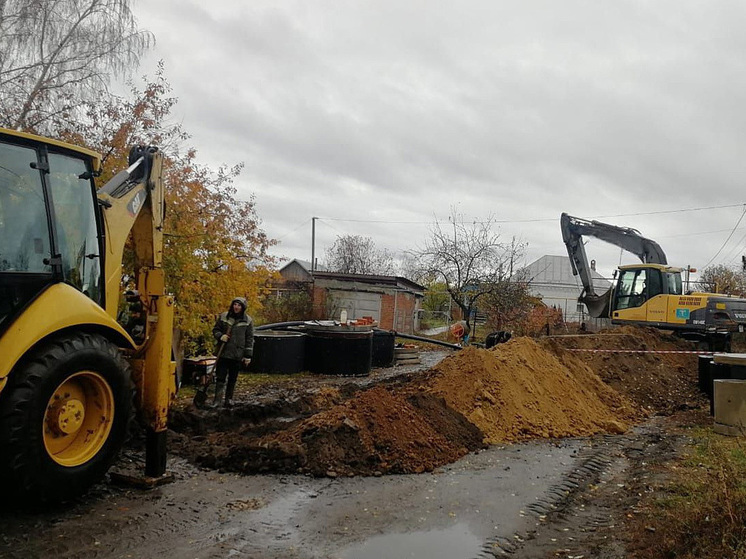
xmin=685 ymin=265 xmax=697 ymax=292
xmin=509 ymin=236 xmax=515 ymax=278
xmin=311 ymin=217 xmax=317 ymax=271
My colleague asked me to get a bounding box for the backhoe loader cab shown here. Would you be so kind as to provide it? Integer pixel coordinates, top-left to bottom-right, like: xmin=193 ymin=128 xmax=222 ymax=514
xmin=0 ymin=128 xmax=175 ymax=504
xmin=0 ymin=133 xmax=103 ymax=325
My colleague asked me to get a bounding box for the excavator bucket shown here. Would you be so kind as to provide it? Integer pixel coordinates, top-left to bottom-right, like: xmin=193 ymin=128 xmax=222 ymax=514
xmin=579 ymin=287 xmax=612 ymax=319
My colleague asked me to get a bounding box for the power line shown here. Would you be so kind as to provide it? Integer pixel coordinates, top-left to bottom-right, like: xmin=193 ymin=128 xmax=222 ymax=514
xmin=659 ymin=228 xmax=741 ymax=238
xmin=724 ymin=228 xmax=746 ymax=264
xmin=596 ymin=204 xmax=744 ymax=218
xmin=703 ymin=205 xmax=746 ymax=269
xmin=274 ymin=218 xmax=311 ymax=242
xmin=316 ymin=203 xmax=745 ymax=225
xmin=319 ymin=219 xmax=345 ymax=234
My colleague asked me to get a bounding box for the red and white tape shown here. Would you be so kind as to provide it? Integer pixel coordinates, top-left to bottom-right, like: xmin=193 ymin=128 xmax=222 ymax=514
xmin=566 ymin=349 xmax=712 ymax=355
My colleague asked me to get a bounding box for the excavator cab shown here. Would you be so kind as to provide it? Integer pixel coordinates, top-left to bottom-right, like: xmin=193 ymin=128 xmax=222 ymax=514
xmin=0 ymin=133 xmax=103 ymax=329
xmin=611 ymin=264 xmax=684 ymax=322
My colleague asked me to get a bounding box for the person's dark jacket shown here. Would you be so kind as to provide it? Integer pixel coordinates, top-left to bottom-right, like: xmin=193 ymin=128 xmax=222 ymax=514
xmin=212 ymin=297 xmax=254 ymax=361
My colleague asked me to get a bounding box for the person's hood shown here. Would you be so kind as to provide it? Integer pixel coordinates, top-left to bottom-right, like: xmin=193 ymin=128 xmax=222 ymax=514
xmin=229 ymin=297 xmax=247 ymax=313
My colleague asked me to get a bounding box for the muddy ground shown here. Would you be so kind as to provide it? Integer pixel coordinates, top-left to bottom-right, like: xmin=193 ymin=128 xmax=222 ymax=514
xmin=0 ymin=327 xmax=715 ymax=558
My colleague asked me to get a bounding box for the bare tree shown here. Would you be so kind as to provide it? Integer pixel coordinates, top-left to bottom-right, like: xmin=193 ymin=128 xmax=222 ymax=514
xmin=480 ymin=269 xmax=535 ymax=331
xmin=697 ymin=264 xmax=746 ymax=295
xmin=324 ymin=235 xmax=396 ymax=275
xmin=409 ymin=209 xmax=525 ymax=338
xmin=0 ymin=0 xmax=152 ymax=132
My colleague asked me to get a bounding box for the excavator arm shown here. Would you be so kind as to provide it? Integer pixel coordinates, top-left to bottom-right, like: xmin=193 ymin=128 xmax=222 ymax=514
xmin=97 ymin=146 xmax=166 ymax=317
xmin=560 ymin=213 xmax=668 ymax=318
xmin=98 ymin=146 xmax=175 ymax=478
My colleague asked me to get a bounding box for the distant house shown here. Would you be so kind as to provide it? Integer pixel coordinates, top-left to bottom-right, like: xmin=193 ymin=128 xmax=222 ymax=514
xmin=278 ymin=259 xmax=320 ymax=282
xmin=277 ymin=260 xmax=425 ymax=333
xmin=517 ymin=255 xmax=612 ymax=327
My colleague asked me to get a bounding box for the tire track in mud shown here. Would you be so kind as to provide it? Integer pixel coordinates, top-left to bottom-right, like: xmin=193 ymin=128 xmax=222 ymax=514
xmin=475 ymin=435 xmax=628 ymax=558
xmin=0 ymin=456 xmax=259 ymax=559
xmin=478 ymin=422 xmax=674 ymax=559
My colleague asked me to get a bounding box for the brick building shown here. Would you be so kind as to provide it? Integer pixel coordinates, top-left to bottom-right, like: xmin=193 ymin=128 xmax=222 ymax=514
xmin=278 ymin=260 xmax=425 ymax=333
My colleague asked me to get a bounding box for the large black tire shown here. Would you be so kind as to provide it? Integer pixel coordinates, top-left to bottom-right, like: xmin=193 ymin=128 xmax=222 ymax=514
xmin=0 ymin=332 xmax=133 ymax=504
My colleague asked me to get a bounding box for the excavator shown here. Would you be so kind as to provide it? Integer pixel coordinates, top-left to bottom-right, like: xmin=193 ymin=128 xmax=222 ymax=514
xmin=0 ymin=127 xmax=176 ymax=503
xmin=561 ymin=212 xmax=746 ymax=351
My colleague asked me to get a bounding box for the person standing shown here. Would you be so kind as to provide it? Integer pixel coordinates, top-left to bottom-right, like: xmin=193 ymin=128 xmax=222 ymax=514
xmin=212 ymin=297 xmax=254 ymax=407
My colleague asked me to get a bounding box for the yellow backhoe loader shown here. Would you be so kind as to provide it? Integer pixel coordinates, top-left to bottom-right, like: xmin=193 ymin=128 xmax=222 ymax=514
xmin=561 ymin=212 xmax=746 ymax=351
xmin=0 ymin=128 xmax=176 ymax=503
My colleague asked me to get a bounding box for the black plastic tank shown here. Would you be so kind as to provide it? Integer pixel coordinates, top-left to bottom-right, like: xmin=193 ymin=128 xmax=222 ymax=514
xmin=249 ymin=331 xmax=306 ymax=374
xmin=698 ymin=355 xmax=712 ymax=394
xmin=372 ymin=329 xmax=395 ymax=368
xmin=305 ymin=322 xmax=373 ymax=376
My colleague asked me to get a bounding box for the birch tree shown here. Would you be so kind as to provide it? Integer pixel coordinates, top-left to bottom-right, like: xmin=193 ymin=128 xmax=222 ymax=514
xmin=0 ymin=0 xmax=152 ymax=132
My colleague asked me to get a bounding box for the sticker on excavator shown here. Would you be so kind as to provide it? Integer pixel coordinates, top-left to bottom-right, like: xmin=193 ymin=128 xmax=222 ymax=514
xmin=675 ymin=308 xmax=690 ymax=319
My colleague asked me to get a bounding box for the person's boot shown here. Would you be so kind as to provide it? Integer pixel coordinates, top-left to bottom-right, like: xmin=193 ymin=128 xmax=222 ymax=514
xmin=224 ymin=378 xmax=236 ymax=408
xmin=212 ymin=382 xmax=226 ymax=408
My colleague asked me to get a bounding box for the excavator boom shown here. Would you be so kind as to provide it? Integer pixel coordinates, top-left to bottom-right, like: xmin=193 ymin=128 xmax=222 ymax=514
xmin=560 ymin=213 xmax=667 ymax=318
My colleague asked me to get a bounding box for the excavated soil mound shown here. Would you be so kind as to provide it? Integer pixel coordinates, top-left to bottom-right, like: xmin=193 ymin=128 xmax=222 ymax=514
xmin=540 ymin=326 xmax=705 ymax=414
xmin=426 ymin=338 xmax=639 ymax=444
xmin=186 ymin=385 xmax=485 ymax=476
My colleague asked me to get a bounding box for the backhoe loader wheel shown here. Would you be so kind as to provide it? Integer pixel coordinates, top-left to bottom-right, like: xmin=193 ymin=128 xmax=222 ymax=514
xmin=0 ymin=332 xmax=133 ymax=504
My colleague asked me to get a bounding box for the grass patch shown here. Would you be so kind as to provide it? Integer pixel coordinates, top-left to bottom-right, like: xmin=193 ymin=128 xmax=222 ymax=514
xmin=633 ymin=428 xmax=746 ymax=558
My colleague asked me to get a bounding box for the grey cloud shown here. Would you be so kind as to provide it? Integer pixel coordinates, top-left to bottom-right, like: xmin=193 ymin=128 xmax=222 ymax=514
xmin=134 ymin=0 xmax=746 ymax=275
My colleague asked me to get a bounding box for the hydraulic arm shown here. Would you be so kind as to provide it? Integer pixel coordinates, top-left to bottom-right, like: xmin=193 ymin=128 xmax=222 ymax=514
xmin=560 ymin=212 xmax=667 ymax=318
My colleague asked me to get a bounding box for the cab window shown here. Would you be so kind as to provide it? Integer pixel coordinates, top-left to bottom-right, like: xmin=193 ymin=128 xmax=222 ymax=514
xmin=0 ymin=141 xmax=52 ymax=273
xmin=666 ymin=272 xmax=683 ymax=295
xmin=47 ymin=152 xmax=103 ymax=305
xmin=647 ymin=269 xmax=663 ymax=297
xmin=0 ymin=140 xmax=53 ymax=328
xmin=615 ymin=269 xmax=648 ymax=309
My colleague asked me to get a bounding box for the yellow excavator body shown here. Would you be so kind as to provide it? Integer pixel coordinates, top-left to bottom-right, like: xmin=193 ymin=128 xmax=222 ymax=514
xmin=562 ymin=214 xmax=746 ymax=351
xmin=0 ymin=283 xmax=135 ymax=381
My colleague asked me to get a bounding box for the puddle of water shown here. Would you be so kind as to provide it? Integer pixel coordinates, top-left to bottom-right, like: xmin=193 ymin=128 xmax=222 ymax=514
xmin=338 ymin=523 xmax=483 ymax=559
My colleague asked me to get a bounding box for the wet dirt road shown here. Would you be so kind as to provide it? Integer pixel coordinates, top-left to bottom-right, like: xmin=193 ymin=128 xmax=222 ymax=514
xmin=0 ymin=421 xmax=678 ymax=559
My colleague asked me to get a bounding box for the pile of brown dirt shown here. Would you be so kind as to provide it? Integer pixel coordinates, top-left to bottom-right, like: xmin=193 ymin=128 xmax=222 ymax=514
xmin=190 ymin=385 xmax=485 ymax=476
xmin=540 ymin=326 xmax=705 ymax=414
xmin=426 ymin=338 xmax=639 ymax=444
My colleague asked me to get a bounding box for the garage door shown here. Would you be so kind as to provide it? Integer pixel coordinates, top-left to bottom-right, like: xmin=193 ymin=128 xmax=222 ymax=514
xmin=334 ymin=291 xmax=381 ymax=323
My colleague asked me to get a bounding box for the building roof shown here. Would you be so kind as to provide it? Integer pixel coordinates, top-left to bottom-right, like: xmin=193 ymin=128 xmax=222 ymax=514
xmin=312 ymin=271 xmax=426 ymax=295
xmin=517 ymin=255 xmax=612 ymax=289
xmin=277 ymin=260 xmax=425 ymax=295
xmin=279 ymin=259 xmax=312 ymax=273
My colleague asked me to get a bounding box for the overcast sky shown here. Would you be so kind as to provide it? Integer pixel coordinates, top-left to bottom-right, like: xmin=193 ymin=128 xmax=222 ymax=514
xmin=131 ymin=0 xmax=746 ymax=283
